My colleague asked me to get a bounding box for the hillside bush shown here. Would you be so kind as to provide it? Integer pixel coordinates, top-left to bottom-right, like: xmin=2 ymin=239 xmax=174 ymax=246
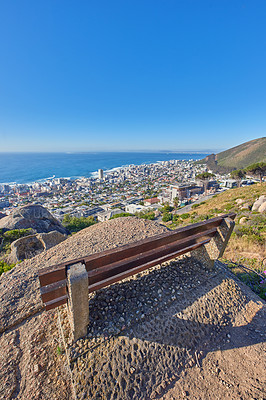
xmin=162 ymin=212 xmax=172 ymax=222
xmin=160 ymin=204 xmax=173 ymax=213
xmin=180 ymin=213 xmax=190 ymax=220
xmin=1 ymin=229 xmax=33 ymax=252
xmin=0 ymin=260 xmax=16 ymax=276
xmin=110 ymin=213 xmax=132 ymax=219
xmin=172 ymin=214 xmax=180 ymax=222
xmin=62 ymin=214 xmax=96 ymax=233
xmin=135 ymin=211 xmax=155 ymax=220
xmin=191 ymin=203 xmax=199 ymax=209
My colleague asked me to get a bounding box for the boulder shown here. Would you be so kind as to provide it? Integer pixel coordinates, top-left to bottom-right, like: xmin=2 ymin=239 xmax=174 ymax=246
xmin=7 ymin=231 xmax=67 ymax=263
xmin=235 ymin=199 xmax=245 ymax=205
xmin=258 ymin=202 xmax=266 ymax=213
xmin=252 ymin=195 xmax=266 ymax=211
xmin=0 ymin=205 xmax=68 ymax=235
xmin=240 ymin=203 xmax=252 ymax=210
xmin=239 ymin=217 xmax=248 ymax=225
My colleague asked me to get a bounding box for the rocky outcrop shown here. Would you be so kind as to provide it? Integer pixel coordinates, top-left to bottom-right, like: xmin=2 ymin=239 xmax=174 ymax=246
xmin=7 ymin=231 xmax=67 ymax=263
xmin=258 ymin=201 xmax=266 ymax=213
xmin=252 ymin=195 xmax=266 ymax=212
xmin=0 ymin=205 xmax=68 ymax=234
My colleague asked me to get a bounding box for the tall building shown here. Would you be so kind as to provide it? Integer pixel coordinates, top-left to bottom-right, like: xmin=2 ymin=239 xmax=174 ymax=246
xmin=98 ymin=169 xmax=103 ymax=180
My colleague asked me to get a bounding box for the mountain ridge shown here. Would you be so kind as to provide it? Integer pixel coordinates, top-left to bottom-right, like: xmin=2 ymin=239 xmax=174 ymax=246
xmin=198 ymin=137 xmax=266 ymax=173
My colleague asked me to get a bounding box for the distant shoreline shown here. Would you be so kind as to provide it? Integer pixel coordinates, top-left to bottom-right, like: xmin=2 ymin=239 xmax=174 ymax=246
xmin=0 ymin=152 xmax=208 ymax=186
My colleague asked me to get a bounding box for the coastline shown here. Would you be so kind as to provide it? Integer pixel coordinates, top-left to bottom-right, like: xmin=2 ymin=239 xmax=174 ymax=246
xmin=0 ymin=152 xmax=208 ymax=186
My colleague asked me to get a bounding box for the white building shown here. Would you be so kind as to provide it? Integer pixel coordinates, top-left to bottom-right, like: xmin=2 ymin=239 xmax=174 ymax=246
xmin=98 ymin=169 xmax=103 ymax=180
xmin=97 ymin=208 xmax=122 ymax=222
xmin=125 ymin=204 xmax=152 ymax=214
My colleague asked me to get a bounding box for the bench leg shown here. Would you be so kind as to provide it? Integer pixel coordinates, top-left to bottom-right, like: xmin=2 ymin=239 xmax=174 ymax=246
xmin=191 ymin=217 xmax=235 ymax=270
xmin=67 ymin=262 xmax=89 ymax=341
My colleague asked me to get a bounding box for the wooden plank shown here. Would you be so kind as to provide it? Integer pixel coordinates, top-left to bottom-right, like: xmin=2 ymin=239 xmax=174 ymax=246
xmin=39 ymin=265 xmax=67 ymax=287
xmin=44 ymin=295 xmax=68 ymax=311
xmin=38 ymin=259 xmax=85 ymax=287
xmin=37 ymin=214 xmax=236 ymax=286
xmin=40 ymin=279 xmax=67 ymax=303
xmin=86 ymin=212 xmax=235 ymax=270
xmin=89 ymin=239 xmax=210 ymax=292
xmin=83 ymin=218 xmax=225 ymax=271
xmin=87 ymin=227 xmax=217 ymax=284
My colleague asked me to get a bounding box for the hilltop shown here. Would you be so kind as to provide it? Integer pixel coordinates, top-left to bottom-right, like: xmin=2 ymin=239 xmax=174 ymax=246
xmin=198 ymin=137 xmax=266 ymax=173
xmin=0 ymin=216 xmax=265 ymax=399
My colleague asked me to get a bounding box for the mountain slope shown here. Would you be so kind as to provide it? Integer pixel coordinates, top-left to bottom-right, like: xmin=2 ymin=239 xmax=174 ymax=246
xmin=217 ymin=137 xmax=266 ymax=169
xmin=199 ymin=137 xmax=266 ymax=172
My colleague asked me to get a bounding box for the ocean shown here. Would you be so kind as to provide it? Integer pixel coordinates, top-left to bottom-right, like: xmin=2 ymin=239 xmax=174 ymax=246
xmin=0 ymin=152 xmax=208 ymax=185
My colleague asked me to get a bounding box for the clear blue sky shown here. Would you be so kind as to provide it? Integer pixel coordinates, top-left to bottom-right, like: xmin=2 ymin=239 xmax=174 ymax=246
xmin=0 ymin=0 xmax=265 ymax=152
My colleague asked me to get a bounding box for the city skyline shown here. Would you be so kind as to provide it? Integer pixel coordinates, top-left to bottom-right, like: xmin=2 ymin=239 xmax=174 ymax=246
xmin=0 ymin=1 xmax=266 ymax=152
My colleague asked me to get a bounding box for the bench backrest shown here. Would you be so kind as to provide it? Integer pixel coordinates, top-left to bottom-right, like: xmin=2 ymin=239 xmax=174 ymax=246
xmin=38 ymin=213 xmax=236 ymax=311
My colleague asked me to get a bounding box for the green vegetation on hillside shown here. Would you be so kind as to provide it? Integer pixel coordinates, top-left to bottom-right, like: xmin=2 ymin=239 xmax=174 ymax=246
xmin=0 ymin=228 xmax=33 ymax=253
xmin=164 ymin=183 xmax=266 ymax=299
xmin=62 ymin=214 xmax=96 ymax=233
xmin=245 ymin=162 xmax=266 ymax=183
xmin=0 ymin=260 xmax=16 ymax=276
xmin=198 ymin=137 xmax=266 ymax=173
xmin=110 ymin=212 xmax=133 ymax=219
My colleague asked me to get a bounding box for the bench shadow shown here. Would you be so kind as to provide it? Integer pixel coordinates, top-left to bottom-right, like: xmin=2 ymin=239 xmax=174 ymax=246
xmin=70 ymin=257 xmax=265 ymax=400
xmin=86 ymin=257 xmax=265 ymax=352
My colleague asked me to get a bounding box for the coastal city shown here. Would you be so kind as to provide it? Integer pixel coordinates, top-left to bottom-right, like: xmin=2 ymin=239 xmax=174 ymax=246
xmin=0 ymin=159 xmax=255 ymax=223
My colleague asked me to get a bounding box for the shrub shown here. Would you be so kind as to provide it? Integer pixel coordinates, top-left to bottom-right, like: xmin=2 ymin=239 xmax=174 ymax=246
xmin=135 ymin=211 xmax=155 ymax=220
xmin=1 ymin=229 xmax=33 ymax=252
xmin=0 ymin=261 xmax=16 ymax=276
xmin=62 ymin=214 xmax=96 ymax=232
xmin=172 ymin=214 xmax=180 ymax=222
xmin=161 ymin=204 xmax=174 ymax=213
xmin=110 ymin=213 xmax=132 ymax=219
xmin=234 ymin=224 xmax=264 ymax=245
xmin=3 ymin=229 xmax=32 ymax=242
xmin=162 ymin=212 xmax=172 ymax=222
xmin=180 ymin=213 xmax=190 ymax=220
xmin=191 ymin=203 xmax=199 ymax=209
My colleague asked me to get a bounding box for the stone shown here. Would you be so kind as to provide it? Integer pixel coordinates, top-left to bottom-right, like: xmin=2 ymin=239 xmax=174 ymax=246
xmin=0 ymin=205 xmax=68 ymax=234
xmin=7 ymin=231 xmax=67 ymax=263
xmin=240 ymin=203 xmax=252 ymax=210
xmin=235 ymin=198 xmax=245 ymax=205
xmin=252 ymin=195 xmax=266 ymax=211
xmin=239 ymin=217 xmax=248 ymax=225
xmin=258 ymin=201 xmax=266 ymax=213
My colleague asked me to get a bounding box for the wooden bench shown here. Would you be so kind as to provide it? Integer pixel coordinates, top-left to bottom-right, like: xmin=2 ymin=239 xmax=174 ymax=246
xmin=38 ymin=212 xmax=236 ymax=340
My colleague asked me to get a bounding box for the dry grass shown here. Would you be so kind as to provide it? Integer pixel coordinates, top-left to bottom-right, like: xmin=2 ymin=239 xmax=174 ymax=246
xmin=168 ymin=183 xmax=266 ymax=271
xmin=191 ymin=183 xmax=265 ymax=216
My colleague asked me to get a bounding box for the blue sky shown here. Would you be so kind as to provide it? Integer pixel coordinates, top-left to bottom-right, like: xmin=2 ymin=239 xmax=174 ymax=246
xmin=0 ymin=0 xmax=265 ymax=152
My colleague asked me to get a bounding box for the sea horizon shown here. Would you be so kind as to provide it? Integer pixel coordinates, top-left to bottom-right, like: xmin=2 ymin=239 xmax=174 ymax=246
xmin=0 ymin=151 xmax=210 ymax=185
